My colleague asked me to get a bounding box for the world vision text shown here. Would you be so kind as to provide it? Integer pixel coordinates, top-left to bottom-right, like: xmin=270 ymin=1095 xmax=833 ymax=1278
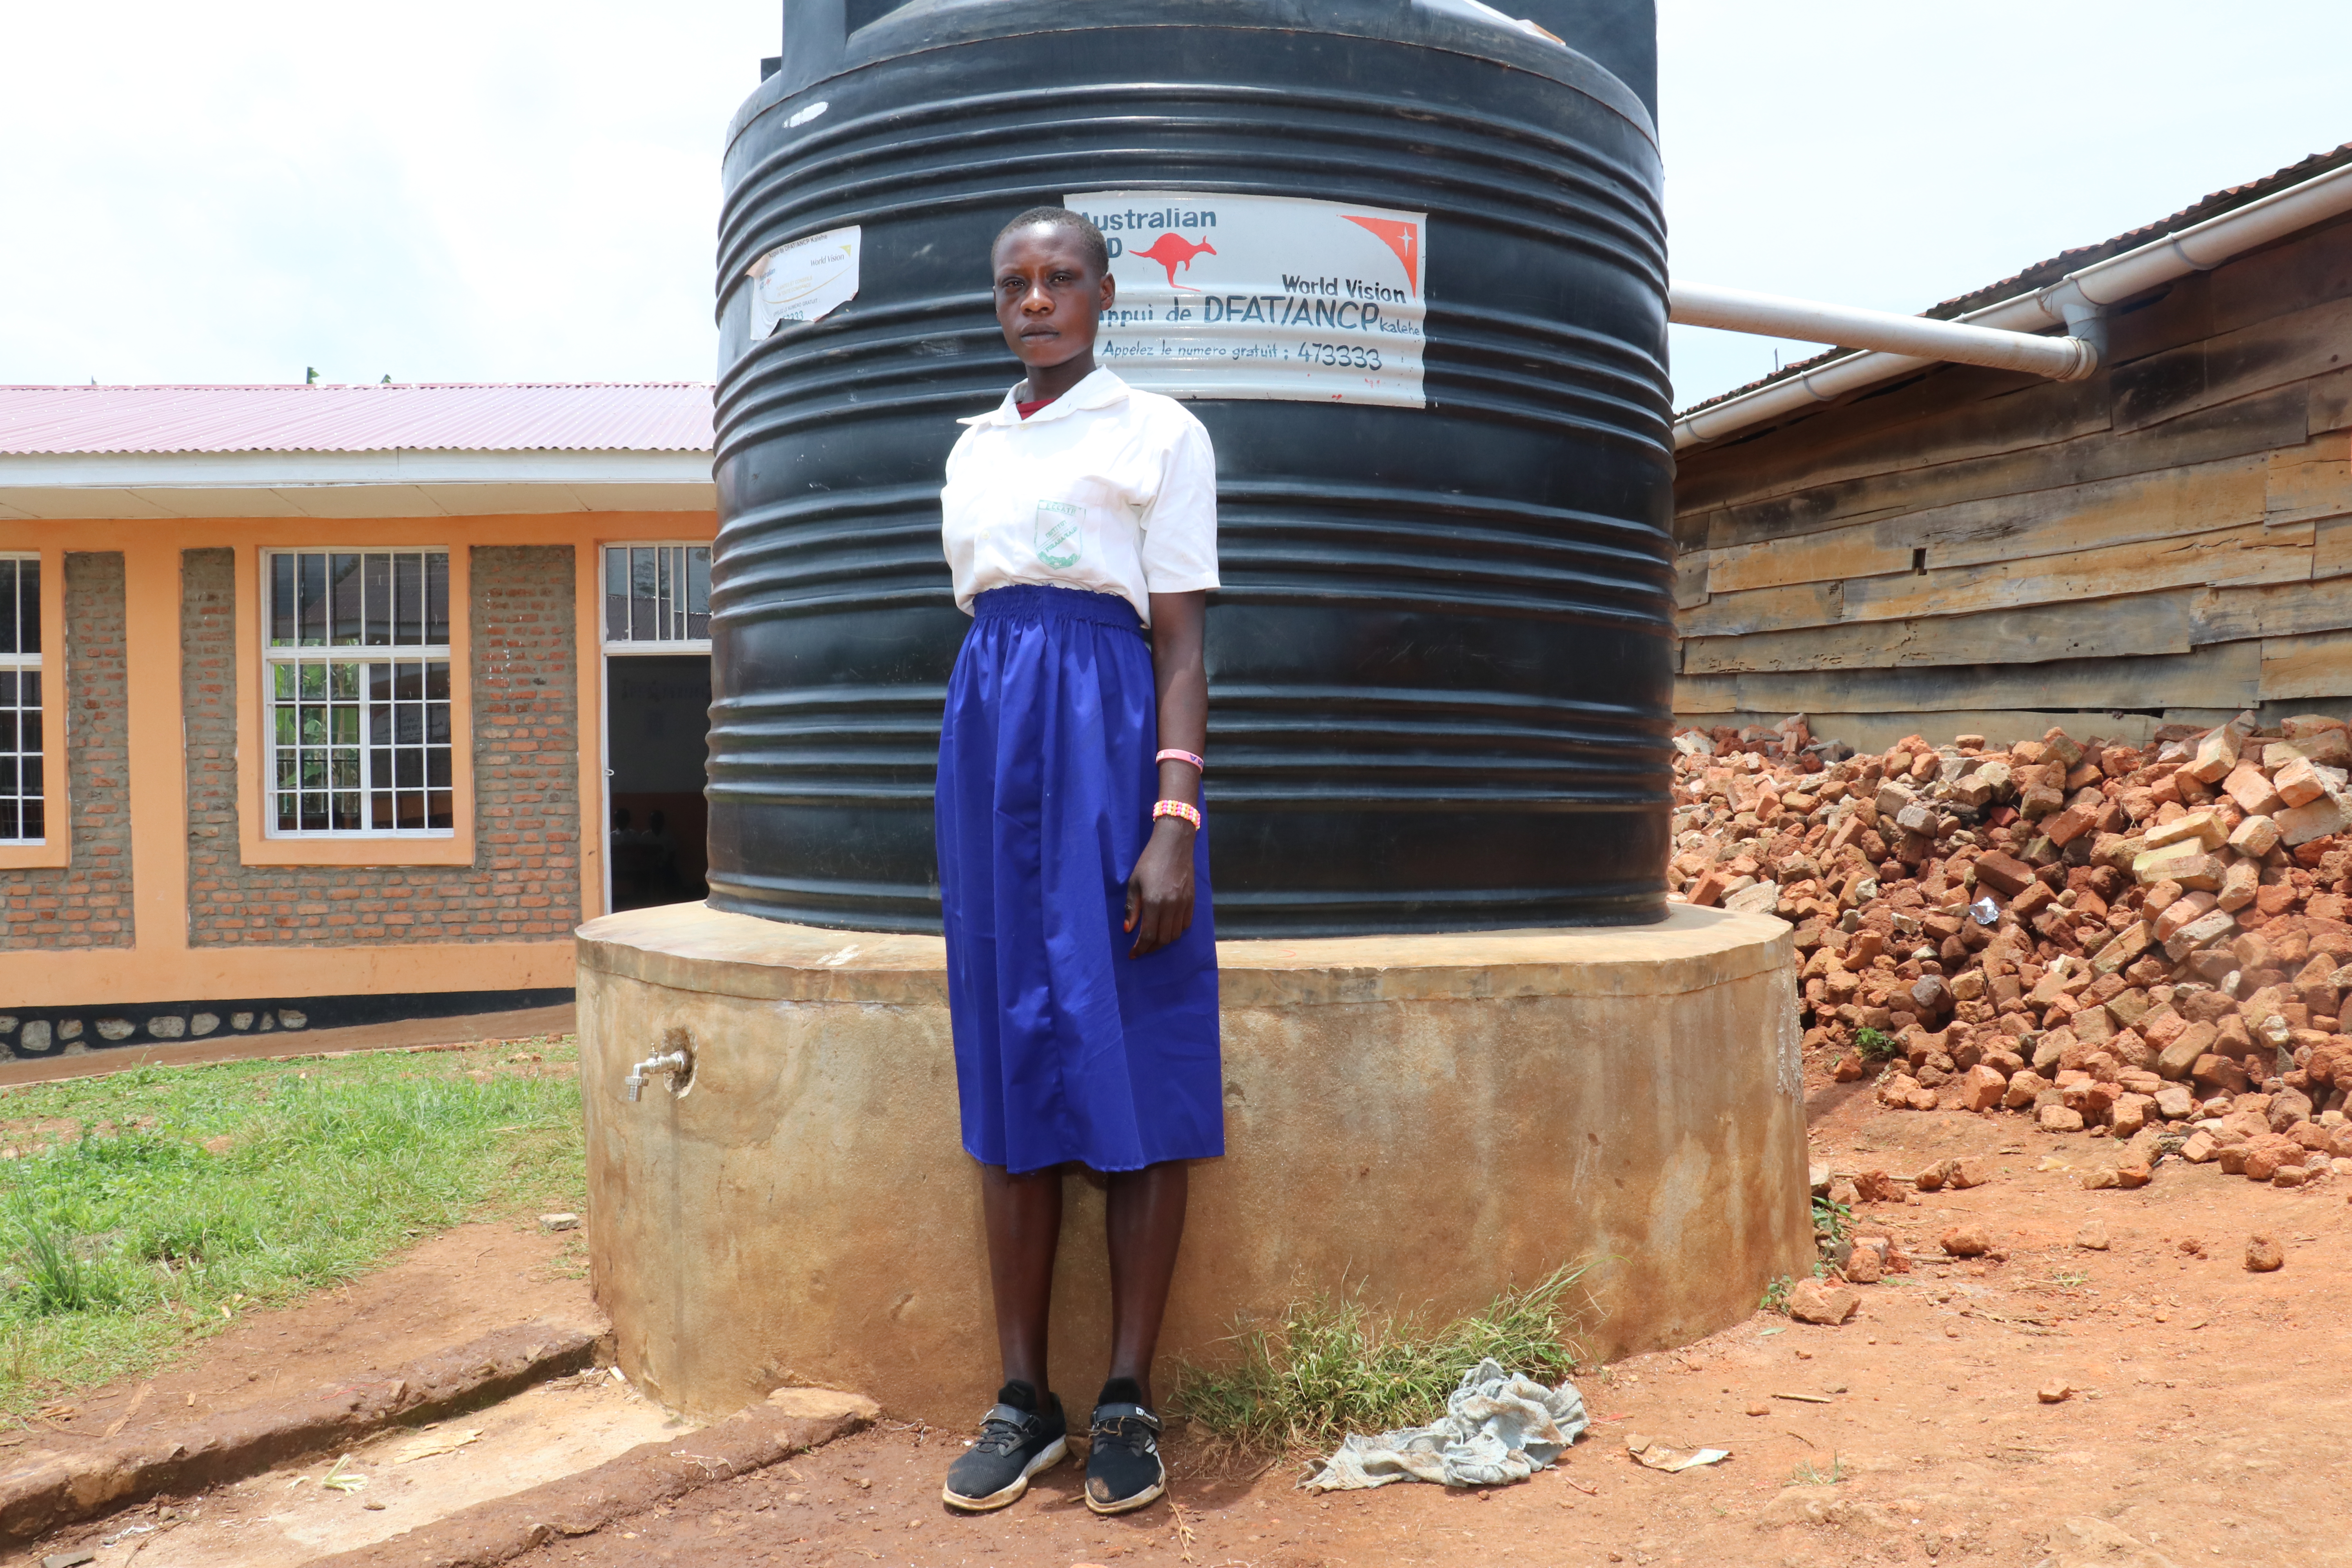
xmin=1280 ymin=275 xmax=1411 ymax=303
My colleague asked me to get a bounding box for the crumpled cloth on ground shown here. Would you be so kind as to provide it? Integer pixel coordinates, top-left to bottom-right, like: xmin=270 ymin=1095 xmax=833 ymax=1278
xmin=1303 ymin=1359 xmax=1589 ymax=1491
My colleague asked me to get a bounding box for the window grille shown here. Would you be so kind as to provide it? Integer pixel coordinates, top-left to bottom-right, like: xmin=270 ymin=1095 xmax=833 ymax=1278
xmin=262 ymin=550 xmax=454 ymax=835
xmin=604 ymin=545 xmax=711 ymax=646
xmin=0 ymin=556 xmax=41 ymax=843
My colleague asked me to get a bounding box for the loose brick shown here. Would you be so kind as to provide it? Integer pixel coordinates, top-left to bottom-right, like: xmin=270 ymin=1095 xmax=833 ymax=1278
xmin=2133 ymin=844 xmax=2224 ymax=890
xmin=2219 ymin=762 xmax=2285 ymax=817
xmin=2164 ymin=908 xmax=2238 ymax=962
xmin=2276 ymin=792 xmax=2350 ymax=847
xmin=2272 ymin=757 xmax=2326 ymax=808
xmin=2145 ymin=808 xmax=2229 ymax=851
xmin=1973 ymin=850 xmax=2036 ymax=898
xmin=2043 ymin=804 xmax=2097 ymax=847
xmin=2184 ymin=726 xmax=2240 ymax=784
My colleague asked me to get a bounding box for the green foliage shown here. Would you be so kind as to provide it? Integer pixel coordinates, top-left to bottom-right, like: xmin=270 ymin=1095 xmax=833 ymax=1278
xmin=1854 ymin=1027 xmax=1900 ymax=1061
xmin=14 ymin=1210 xmax=128 ymax=1317
xmin=1811 ymin=1194 xmax=1851 ymax=1245
xmin=1758 ymin=1274 xmax=1793 ymax=1315
xmin=1791 ymin=1453 xmax=1849 ymax=1485
xmin=1172 ymin=1262 xmax=1595 ymax=1455
xmin=0 ymin=1038 xmax=583 ymax=1421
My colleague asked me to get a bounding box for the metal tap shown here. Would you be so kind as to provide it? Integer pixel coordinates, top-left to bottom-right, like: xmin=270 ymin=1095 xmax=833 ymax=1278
xmin=623 ymin=1049 xmax=690 ymax=1102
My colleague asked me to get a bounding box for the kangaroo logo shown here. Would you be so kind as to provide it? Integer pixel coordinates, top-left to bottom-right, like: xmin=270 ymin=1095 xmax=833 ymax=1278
xmin=1134 ymin=233 xmax=1217 ymax=292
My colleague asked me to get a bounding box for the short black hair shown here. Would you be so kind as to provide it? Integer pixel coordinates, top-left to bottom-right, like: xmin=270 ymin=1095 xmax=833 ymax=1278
xmin=993 ymin=206 xmax=1109 ymax=274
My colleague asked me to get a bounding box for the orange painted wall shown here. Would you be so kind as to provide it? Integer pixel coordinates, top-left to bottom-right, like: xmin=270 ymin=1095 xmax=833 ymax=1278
xmin=0 ymin=510 xmax=716 ymax=1009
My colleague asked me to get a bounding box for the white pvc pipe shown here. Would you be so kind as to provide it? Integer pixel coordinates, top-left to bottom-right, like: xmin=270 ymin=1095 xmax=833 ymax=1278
xmin=1674 ymin=157 xmax=2352 ymax=449
xmin=1669 ymin=281 xmax=2097 ymax=381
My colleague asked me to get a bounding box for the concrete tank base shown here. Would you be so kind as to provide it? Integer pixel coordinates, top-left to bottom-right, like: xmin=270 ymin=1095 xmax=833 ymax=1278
xmin=576 ymin=903 xmax=1808 ymax=1421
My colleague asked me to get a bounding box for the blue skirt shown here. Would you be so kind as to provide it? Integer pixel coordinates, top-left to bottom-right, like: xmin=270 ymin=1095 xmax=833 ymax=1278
xmin=936 ymin=584 xmax=1224 ymax=1175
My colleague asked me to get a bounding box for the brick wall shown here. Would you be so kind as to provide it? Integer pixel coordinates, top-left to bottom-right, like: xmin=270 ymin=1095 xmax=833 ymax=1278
xmin=0 ymin=553 xmax=136 ymax=950
xmin=184 ymin=544 xmax=582 ymax=946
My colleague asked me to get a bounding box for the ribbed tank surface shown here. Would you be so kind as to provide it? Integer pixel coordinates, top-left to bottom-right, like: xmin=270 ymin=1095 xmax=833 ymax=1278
xmin=708 ymin=0 xmax=1675 ymax=936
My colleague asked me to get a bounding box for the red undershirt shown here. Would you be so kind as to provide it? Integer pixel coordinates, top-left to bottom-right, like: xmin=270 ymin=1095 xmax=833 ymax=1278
xmin=1015 ymin=395 xmax=1058 ymax=420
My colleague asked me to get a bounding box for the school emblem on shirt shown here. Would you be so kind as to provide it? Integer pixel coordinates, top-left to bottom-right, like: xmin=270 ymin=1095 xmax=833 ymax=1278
xmin=1034 ymin=499 xmax=1082 ymax=568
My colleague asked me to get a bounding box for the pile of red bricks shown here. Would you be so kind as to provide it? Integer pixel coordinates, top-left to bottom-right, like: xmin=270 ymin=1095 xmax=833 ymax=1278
xmin=1670 ymin=711 xmax=2352 ymax=1188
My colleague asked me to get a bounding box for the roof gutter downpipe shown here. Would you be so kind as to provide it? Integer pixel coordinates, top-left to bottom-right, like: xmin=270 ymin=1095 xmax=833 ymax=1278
xmin=1672 ymin=156 xmax=2352 ymax=449
xmin=1670 ymin=282 xmax=2099 ymax=379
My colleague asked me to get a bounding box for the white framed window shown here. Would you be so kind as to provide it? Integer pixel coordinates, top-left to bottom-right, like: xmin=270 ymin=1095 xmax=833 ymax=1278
xmin=261 ymin=550 xmax=454 ymax=837
xmin=603 ymin=544 xmax=711 ymax=650
xmin=0 ymin=555 xmax=42 ymax=844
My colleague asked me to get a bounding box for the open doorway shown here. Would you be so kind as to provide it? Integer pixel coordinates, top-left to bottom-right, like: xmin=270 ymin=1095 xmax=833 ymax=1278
xmin=601 ymin=544 xmax=713 ymax=914
xmin=606 ymin=655 xmax=710 ymax=909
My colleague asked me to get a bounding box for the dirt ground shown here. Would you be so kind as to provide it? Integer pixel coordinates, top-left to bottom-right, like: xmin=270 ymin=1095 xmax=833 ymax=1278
xmin=7 ymin=1219 xmax=597 ymax=1453
xmin=16 ymin=1066 xmax=2352 ymax=1568
xmin=0 ymin=1219 xmax=604 ymax=1568
xmin=499 ymin=1074 xmax=2352 ymax=1568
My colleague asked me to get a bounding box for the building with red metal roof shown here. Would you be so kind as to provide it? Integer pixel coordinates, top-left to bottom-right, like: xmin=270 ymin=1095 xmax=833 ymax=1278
xmin=0 ymin=381 xmax=715 ymax=454
xmin=0 ymin=383 xmax=724 ymax=1049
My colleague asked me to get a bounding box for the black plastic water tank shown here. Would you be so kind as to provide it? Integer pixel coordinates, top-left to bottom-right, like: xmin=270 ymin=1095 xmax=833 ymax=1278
xmin=707 ymin=0 xmax=1675 ymax=937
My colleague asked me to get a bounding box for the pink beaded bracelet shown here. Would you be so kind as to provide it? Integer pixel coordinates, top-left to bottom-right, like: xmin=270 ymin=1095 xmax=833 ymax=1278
xmin=1156 ymin=749 xmax=1206 ymax=773
xmin=1152 ymin=799 xmax=1202 ymax=829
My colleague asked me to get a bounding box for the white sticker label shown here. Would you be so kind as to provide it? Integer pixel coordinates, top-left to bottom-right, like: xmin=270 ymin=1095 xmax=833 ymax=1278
xmin=1063 ymin=190 xmax=1427 ymax=408
xmin=747 ymin=225 xmax=860 ymax=338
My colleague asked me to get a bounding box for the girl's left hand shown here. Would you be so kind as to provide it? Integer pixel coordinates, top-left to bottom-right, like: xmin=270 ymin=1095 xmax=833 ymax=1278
xmin=1125 ymin=821 xmax=1196 ymax=957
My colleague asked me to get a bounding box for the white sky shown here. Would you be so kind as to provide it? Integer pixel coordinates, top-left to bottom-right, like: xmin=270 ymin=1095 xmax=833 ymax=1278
xmin=3 ymin=1 xmax=2347 ymax=410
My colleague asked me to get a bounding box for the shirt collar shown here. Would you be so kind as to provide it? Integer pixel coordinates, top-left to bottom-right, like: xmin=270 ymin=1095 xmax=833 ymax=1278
xmin=958 ymin=366 xmax=1131 ymax=427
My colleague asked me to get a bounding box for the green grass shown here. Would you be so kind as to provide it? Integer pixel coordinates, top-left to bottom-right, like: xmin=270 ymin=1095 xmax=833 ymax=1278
xmin=1171 ymin=1262 xmax=1595 ymax=1455
xmin=1853 ymin=1027 xmax=1900 ymax=1061
xmin=0 ymin=1036 xmax=583 ymax=1421
xmin=1790 ymin=1453 xmax=1849 ymax=1485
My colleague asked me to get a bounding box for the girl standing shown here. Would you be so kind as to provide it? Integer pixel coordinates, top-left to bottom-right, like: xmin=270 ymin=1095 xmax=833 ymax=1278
xmin=934 ymin=206 xmax=1221 ymax=1517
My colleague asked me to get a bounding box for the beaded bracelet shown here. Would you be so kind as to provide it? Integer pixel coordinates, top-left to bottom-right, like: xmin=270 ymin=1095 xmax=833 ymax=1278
xmin=1152 ymin=799 xmax=1203 ymax=829
xmin=1156 ymin=749 xmax=1206 ymax=773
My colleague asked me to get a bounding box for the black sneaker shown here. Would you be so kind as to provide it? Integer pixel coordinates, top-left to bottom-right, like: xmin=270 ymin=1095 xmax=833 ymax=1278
xmin=1083 ymin=1382 xmax=1166 ymax=1515
xmin=941 ymin=1382 xmax=1068 ymax=1512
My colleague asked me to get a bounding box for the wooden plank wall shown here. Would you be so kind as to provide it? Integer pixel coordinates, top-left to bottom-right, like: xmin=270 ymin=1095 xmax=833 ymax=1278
xmin=1672 ymin=211 xmax=2352 ymax=751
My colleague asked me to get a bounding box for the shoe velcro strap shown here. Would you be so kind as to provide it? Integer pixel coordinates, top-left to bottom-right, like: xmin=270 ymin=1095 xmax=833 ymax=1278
xmin=982 ymin=1403 xmax=1037 ymax=1428
xmin=1093 ymin=1403 xmax=1160 ymax=1430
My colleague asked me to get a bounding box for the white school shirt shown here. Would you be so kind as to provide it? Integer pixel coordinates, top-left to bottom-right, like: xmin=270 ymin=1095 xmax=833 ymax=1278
xmin=940 ymin=367 xmax=1219 ymax=627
